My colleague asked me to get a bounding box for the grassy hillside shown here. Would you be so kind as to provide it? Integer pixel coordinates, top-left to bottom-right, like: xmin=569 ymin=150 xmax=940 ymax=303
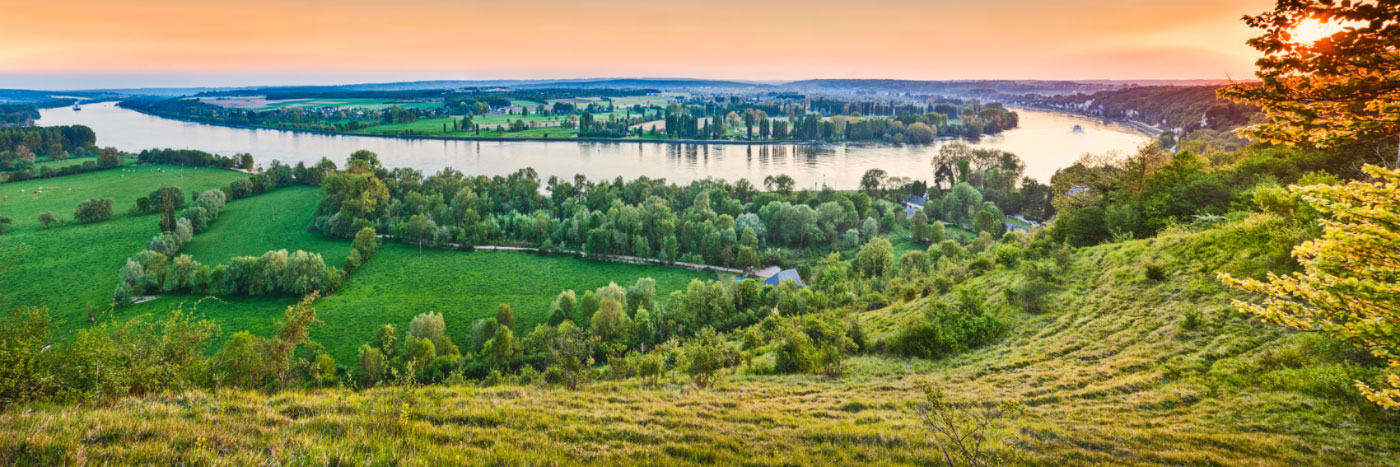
xmin=5 ymin=213 xmax=1396 ymax=464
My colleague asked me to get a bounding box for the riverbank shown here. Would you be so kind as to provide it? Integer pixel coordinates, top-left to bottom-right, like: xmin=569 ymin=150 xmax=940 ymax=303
xmin=1012 ymin=105 xmax=1162 ymax=139
xmin=118 ymin=105 xmax=1019 ymax=147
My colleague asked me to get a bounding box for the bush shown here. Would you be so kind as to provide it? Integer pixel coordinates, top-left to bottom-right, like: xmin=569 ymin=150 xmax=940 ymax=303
xmin=890 ymin=288 xmax=1007 ymax=360
xmin=73 ymin=198 xmax=114 ymax=223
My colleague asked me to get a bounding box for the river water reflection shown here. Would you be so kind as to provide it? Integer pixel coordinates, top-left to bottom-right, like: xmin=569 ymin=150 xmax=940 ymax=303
xmin=40 ymin=102 xmax=1150 ymax=188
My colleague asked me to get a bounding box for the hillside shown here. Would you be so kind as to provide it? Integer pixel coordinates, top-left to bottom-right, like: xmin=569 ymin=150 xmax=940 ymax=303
xmin=4 ymin=213 xmax=1395 ymax=465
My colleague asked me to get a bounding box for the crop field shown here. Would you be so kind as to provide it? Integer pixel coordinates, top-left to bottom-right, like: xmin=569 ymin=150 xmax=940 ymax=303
xmin=0 ymin=164 xmax=249 ymax=233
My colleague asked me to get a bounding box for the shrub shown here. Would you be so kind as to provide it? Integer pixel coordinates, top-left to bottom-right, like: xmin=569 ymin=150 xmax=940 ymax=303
xmin=73 ymin=198 xmax=114 ymax=223
xmin=890 ymin=289 xmax=1007 ymax=360
xmin=36 ymin=212 xmax=57 ymax=229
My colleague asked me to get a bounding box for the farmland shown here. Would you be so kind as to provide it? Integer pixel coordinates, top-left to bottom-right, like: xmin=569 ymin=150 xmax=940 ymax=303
xmin=0 ymin=164 xmax=248 ymax=232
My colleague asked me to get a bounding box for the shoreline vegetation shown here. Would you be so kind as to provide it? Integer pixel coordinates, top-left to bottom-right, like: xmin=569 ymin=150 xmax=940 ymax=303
xmin=113 ymin=92 xmax=1022 ymax=146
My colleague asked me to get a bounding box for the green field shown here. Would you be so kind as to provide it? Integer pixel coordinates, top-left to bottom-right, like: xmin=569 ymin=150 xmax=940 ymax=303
xmin=179 ymin=185 xmax=347 ymax=265
xmin=98 ymin=182 xmax=711 ymax=362
xmin=0 ymin=213 xmax=155 ymax=336
xmin=311 ymin=244 xmax=712 ymax=362
xmin=356 ymin=116 xmax=581 ymax=139
xmin=0 ymin=165 xmax=251 ymax=337
xmin=0 ymin=165 xmax=249 ymax=233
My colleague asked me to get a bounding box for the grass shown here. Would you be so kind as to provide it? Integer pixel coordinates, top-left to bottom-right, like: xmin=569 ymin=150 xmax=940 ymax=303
xmin=5 ymin=214 xmax=1400 ymax=464
xmin=0 ymin=165 xmax=250 ymax=337
xmin=356 ymin=117 xmax=581 ymax=139
xmin=0 ymin=164 xmax=249 ymax=233
xmin=310 ymin=244 xmax=712 ymax=363
xmin=178 ymin=185 xmax=347 ymax=265
xmin=0 ymin=214 xmax=155 ymax=337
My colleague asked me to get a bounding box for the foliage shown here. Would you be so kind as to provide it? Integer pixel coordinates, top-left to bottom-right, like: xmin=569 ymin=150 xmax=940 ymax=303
xmin=1220 ymin=165 xmax=1400 ymax=408
xmin=915 ymin=384 xmax=1025 ymax=467
xmin=1219 ymin=0 xmax=1400 ymax=166
xmin=890 ymin=288 xmax=1007 ymax=360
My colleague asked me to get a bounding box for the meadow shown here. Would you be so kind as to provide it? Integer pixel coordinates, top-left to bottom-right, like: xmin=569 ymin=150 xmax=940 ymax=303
xmin=0 ymin=164 xmax=248 ymax=232
xmin=178 ymin=185 xmax=348 ymax=265
xmin=93 ymin=180 xmax=711 ymax=362
xmin=0 ymin=165 xmax=250 ymax=337
xmin=356 ymin=116 xmax=582 ymax=138
xmin=311 ymin=244 xmax=713 ymax=363
xmin=5 ymin=214 xmax=1398 ymax=465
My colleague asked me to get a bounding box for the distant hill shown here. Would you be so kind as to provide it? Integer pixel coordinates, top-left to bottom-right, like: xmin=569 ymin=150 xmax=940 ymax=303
xmin=778 ymin=79 xmax=1121 ymax=96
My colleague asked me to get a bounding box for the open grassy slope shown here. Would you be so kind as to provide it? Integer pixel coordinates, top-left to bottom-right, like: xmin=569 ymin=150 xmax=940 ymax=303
xmin=5 ymin=214 xmax=1396 ymax=465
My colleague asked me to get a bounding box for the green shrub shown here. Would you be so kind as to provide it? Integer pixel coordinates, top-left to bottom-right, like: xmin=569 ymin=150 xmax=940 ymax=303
xmin=890 ymin=288 xmax=1007 ymax=360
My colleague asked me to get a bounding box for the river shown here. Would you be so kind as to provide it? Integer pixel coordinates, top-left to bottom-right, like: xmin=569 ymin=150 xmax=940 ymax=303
xmin=39 ymin=102 xmax=1150 ymax=188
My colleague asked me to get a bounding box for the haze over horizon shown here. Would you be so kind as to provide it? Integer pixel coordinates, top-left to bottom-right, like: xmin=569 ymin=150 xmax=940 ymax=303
xmin=0 ymin=0 xmax=1272 ymax=90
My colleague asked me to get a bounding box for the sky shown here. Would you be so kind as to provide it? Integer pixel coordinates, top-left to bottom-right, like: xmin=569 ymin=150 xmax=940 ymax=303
xmin=0 ymin=0 xmax=1274 ymax=90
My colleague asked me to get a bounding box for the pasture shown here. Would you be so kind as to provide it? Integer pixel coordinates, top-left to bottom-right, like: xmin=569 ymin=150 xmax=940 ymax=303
xmin=178 ymin=185 xmax=348 ymax=265
xmin=0 ymin=164 xmax=249 ymax=232
xmin=310 ymin=244 xmax=713 ymax=362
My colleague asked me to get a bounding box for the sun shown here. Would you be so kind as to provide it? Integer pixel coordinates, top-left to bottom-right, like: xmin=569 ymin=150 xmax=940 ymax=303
xmin=1290 ymin=17 xmax=1341 ymax=45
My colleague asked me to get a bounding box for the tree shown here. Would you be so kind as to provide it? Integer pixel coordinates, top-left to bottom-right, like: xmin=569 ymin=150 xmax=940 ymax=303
xmin=410 ymin=311 xmax=457 ymax=356
xmin=941 ymin=183 xmax=983 ymax=227
xmin=406 ymin=213 xmax=436 ymax=255
xmin=905 ymin=122 xmax=937 ymax=144
xmin=910 ymin=211 xmax=931 ymax=244
xmin=860 ymin=169 xmax=888 ymax=197
xmin=353 ymin=227 xmax=379 ymax=259
xmin=37 ymin=212 xmax=57 ymax=229
xmin=496 ymin=303 xmax=516 ymax=330
xmin=549 ymin=290 xmax=577 ymax=325
xmin=1219 ymin=0 xmax=1400 ymax=168
xmin=590 ymin=299 xmax=632 ymax=343
xmin=854 ymin=237 xmax=895 ymax=278
xmin=266 ymin=293 xmax=322 ymax=388
xmin=1220 ymin=165 xmax=1400 ymax=409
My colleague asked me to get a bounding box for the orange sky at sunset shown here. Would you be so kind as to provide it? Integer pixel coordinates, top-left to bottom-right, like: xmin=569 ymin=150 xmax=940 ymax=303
xmin=0 ymin=0 xmax=1273 ymax=89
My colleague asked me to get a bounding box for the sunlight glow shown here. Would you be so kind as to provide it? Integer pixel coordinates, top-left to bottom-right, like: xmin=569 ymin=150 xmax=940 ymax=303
xmin=1290 ymin=17 xmax=1342 ymax=45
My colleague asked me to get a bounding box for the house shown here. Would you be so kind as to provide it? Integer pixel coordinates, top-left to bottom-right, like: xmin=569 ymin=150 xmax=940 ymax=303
xmin=764 ymin=268 xmax=805 ymax=288
xmin=1004 ymin=221 xmax=1030 ymax=233
xmin=1067 ymin=185 xmax=1090 ymax=196
xmin=904 ymin=205 xmax=920 ymax=218
xmin=753 ymin=265 xmax=782 ymax=280
xmin=902 ymin=195 xmax=928 ymax=210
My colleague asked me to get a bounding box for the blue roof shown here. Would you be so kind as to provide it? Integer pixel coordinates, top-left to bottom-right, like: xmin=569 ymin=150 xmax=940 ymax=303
xmin=764 ymin=269 xmax=805 ymax=287
xmin=904 ymin=195 xmax=928 ymax=206
xmin=904 ymin=205 xmax=920 ymax=218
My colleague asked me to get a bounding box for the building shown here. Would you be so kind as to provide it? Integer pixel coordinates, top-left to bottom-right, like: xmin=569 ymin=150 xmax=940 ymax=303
xmin=764 ymin=269 xmax=805 ymax=288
